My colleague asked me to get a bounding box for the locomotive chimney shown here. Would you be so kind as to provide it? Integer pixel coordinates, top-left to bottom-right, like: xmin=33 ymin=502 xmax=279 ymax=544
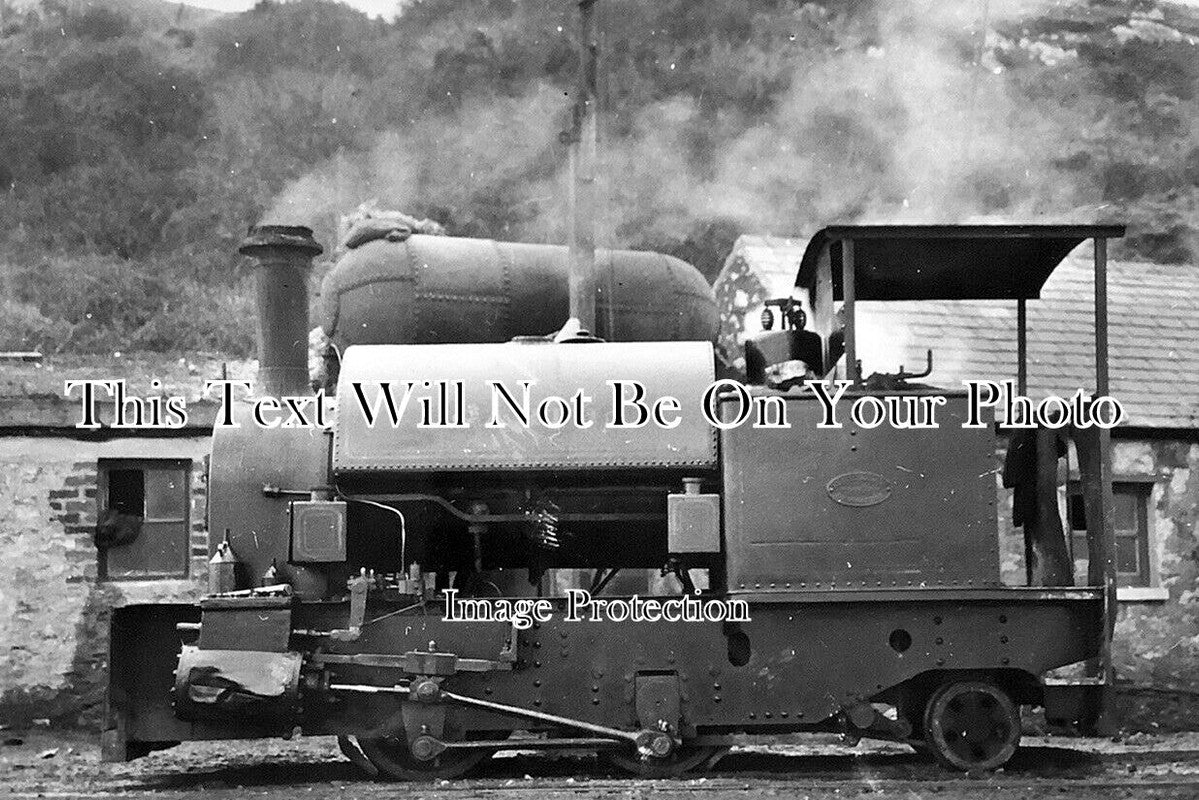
xmin=238 ymin=225 xmax=323 ymax=396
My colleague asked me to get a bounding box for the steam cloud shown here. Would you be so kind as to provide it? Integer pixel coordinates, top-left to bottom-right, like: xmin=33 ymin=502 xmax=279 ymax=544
xmin=262 ymin=0 xmax=1099 ymax=252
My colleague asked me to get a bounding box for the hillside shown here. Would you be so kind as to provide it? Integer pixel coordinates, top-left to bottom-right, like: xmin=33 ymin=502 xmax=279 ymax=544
xmin=0 ymin=0 xmax=1196 ymax=355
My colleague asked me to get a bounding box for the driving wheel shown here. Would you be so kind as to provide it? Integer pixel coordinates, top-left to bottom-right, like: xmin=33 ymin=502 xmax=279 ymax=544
xmin=605 ymin=744 xmax=724 ymax=778
xmin=357 ymin=733 xmax=490 ymax=781
xmin=923 ymin=680 xmax=1021 ymax=771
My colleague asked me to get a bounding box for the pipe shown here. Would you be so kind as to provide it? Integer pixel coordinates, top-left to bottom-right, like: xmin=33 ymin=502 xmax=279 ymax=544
xmin=567 ymin=0 xmax=600 ymax=333
xmin=238 ymin=225 xmax=323 ymax=396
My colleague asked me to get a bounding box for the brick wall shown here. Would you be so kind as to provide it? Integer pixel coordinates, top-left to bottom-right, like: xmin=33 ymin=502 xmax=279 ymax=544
xmin=0 ymin=435 xmax=209 ymax=727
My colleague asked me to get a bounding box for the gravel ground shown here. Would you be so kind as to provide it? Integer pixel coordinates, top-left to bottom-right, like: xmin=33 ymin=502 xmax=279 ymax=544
xmin=1 ymin=730 xmax=1197 ymax=800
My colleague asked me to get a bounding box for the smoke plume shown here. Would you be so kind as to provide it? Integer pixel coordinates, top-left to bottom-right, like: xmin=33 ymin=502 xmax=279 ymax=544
xmin=262 ymin=0 xmax=1099 ymax=256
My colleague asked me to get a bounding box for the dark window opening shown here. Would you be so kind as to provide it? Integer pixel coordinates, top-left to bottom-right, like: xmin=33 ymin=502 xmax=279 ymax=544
xmin=106 ymin=469 xmax=144 ymax=516
xmin=1068 ymin=482 xmax=1152 ymax=588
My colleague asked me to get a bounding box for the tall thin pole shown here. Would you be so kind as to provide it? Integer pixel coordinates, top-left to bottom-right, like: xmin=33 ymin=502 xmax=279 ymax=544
xmin=1016 ymin=298 xmax=1027 ymax=395
xmin=1093 ymin=235 xmax=1117 ymax=730
xmin=566 ymin=0 xmax=599 ymax=333
xmin=1094 ymin=237 xmax=1109 ymax=396
xmin=842 ymin=239 xmax=857 ymax=385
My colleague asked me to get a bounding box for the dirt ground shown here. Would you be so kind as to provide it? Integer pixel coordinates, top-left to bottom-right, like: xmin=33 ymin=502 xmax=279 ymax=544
xmin=1 ymin=730 xmax=1197 ymax=800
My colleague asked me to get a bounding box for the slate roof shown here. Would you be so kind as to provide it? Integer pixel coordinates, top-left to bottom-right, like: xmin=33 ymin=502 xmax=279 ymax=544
xmin=721 ymin=235 xmax=1199 ymax=431
xmin=730 ymin=234 xmax=809 ymax=298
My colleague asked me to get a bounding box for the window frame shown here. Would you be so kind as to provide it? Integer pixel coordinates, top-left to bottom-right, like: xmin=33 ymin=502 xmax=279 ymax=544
xmin=1065 ymin=473 xmax=1167 ymax=601
xmin=97 ymin=458 xmax=192 ymax=581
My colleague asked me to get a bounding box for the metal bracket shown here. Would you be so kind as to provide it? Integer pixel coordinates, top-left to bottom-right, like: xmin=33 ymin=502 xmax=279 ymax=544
xmin=329 ymin=570 xmax=371 ymax=642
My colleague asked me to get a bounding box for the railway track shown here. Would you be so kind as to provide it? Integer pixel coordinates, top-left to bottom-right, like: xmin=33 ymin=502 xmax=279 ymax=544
xmin=4 ymin=736 xmax=1197 ymax=799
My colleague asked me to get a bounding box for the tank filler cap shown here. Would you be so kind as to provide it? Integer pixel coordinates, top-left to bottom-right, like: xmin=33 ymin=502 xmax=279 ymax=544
xmin=553 ymin=317 xmax=605 ymax=344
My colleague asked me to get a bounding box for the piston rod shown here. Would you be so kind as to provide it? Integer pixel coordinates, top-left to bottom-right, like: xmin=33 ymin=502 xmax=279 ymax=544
xmin=328 ymin=682 xmax=673 ymax=757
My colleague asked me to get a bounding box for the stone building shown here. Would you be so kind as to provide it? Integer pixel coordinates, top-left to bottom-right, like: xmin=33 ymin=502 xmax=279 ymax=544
xmin=0 ymin=355 xmax=251 ymax=726
xmin=715 ymin=234 xmax=1199 ymax=704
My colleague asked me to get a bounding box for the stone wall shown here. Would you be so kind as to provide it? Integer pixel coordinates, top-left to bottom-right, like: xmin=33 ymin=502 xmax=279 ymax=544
xmin=1110 ymin=440 xmax=1199 ymax=690
xmin=995 ymin=438 xmax=1199 ymax=693
xmin=0 ymin=435 xmax=209 ymax=727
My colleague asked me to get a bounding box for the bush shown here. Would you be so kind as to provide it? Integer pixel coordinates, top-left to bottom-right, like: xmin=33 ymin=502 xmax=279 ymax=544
xmin=0 ymin=297 xmax=56 ymax=352
xmin=9 ymin=254 xmax=255 ymax=355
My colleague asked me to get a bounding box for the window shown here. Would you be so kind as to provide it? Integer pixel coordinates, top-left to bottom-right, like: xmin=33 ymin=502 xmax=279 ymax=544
xmin=1067 ymin=481 xmax=1153 ymax=588
xmin=98 ymin=459 xmax=191 ymax=580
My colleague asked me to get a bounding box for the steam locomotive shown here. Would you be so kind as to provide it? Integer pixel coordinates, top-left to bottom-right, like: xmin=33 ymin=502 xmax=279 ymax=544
xmin=103 ymin=222 xmax=1126 ymax=778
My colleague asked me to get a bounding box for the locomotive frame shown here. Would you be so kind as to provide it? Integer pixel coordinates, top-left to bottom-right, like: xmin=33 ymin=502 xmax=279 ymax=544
xmin=102 ymin=223 xmax=1126 ymax=778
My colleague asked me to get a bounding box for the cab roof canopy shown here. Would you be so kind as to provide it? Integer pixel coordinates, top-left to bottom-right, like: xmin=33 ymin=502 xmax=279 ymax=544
xmin=795 ymin=224 xmax=1126 ymax=301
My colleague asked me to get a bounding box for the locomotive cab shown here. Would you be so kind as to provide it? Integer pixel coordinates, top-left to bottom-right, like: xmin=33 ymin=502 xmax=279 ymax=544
xmin=105 ymin=224 xmax=1126 ymax=778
